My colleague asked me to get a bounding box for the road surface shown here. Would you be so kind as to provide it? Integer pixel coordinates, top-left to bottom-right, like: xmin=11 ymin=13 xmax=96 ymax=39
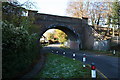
xmin=41 ymin=46 xmax=120 ymax=80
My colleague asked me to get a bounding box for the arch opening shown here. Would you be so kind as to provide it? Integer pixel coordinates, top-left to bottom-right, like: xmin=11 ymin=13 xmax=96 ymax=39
xmin=39 ymin=25 xmax=81 ymax=50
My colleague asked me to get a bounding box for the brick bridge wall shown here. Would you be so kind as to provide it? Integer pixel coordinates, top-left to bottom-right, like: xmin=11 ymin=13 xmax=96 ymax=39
xmin=28 ymin=10 xmax=94 ymax=50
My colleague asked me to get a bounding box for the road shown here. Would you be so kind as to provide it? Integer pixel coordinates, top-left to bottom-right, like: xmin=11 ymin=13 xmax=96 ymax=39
xmin=41 ymin=46 xmax=120 ymax=80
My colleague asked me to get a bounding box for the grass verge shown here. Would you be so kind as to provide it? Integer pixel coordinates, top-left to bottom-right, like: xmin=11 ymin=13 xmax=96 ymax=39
xmin=81 ymin=49 xmax=120 ymax=57
xmin=35 ymin=53 xmax=97 ymax=79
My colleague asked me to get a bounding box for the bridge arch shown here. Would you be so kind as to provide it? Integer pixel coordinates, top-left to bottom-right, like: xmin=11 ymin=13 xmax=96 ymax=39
xmin=39 ymin=24 xmax=81 ymax=50
xmin=28 ymin=11 xmax=94 ymax=50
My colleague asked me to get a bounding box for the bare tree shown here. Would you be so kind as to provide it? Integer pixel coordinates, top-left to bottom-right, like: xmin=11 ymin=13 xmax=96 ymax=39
xmin=66 ymin=0 xmax=112 ymax=30
xmin=66 ymin=0 xmax=88 ymax=18
xmin=20 ymin=0 xmax=37 ymax=9
xmin=8 ymin=0 xmax=37 ymax=9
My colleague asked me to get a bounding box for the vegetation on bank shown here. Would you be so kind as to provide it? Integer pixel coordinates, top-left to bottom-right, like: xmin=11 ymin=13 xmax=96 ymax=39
xmin=35 ymin=53 xmax=91 ymax=79
xmin=2 ymin=2 xmax=42 ymax=79
xmin=2 ymin=21 xmax=41 ymax=78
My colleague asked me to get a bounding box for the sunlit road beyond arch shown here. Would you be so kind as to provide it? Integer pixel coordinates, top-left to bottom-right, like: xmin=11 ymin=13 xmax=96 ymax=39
xmin=46 ymin=44 xmax=64 ymax=47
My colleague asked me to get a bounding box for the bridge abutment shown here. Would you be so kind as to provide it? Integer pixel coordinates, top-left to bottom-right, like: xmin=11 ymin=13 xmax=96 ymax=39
xmin=64 ymin=40 xmax=80 ymax=50
xmin=69 ymin=41 xmax=80 ymax=50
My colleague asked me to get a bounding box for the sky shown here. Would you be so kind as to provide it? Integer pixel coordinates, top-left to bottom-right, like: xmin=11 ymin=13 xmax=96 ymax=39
xmin=17 ymin=0 xmax=119 ymax=16
xmin=18 ymin=0 xmax=70 ymax=16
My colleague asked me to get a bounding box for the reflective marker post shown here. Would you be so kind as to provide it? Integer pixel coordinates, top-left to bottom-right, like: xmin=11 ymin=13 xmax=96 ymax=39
xmin=83 ymin=54 xmax=86 ymax=67
xmin=63 ymin=52 xmax=65 ymax=54
xmin=113 ymin=50 xmax=116 ymax=55
xmin=63 ymin=52 xmax=66 ymax=57
xmin=73 ymin=53 xmax=75 ymax=60
xmin=56 ymin=51 xmax=58 ymax=53
xmin=91 ymin=62 xmax=96 ymax=78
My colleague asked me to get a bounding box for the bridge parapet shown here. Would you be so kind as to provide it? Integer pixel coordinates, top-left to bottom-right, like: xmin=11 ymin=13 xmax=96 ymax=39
xmin=35 ymin=13 xmax=82 ymax=23
xmin=28 ymin=10 xmax=82 ymax=24
xmin=82 ymin=17 xmax=88 ymax=25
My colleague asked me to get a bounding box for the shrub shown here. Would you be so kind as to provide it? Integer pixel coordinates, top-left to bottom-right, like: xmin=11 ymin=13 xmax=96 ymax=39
xmin=2 ymin=21 xmax=29 ymax=54
xmin=2 ymin=21 xmax=40 ymax=78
